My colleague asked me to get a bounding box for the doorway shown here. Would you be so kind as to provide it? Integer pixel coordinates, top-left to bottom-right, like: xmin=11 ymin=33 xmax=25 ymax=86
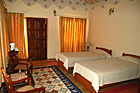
xmin=27 ymin=18 xmax=47 ymax=60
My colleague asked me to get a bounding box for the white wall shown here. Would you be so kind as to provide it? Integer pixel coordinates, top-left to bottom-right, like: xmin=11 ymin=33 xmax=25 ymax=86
xmin=88 ymin=0 xmax=140 ymax=58
xmin=4 ymin=0 xmax=88 ymax=58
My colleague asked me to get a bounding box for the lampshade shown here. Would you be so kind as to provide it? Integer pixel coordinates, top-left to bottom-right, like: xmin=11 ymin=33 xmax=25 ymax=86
xmin=85 ymin=41 xmax=92 ymax=46
xmin=10 ymin=43 xmax=16 ymax=50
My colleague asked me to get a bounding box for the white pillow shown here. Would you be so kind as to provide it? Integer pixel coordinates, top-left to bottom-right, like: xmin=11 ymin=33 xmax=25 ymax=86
xmin=117 ymin=56 xmax=140 ymax=64
xmin=90 ymin=49 xmax=111 ymax=59
xmin=90 ymin=49 xmax=104 ymax=54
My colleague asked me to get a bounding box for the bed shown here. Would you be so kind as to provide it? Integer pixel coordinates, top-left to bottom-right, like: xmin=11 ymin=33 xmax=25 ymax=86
xmin=55 ymin=47 xmax=112 ymax=74
xmin=73 ymin=53 xmax=140 ymax=93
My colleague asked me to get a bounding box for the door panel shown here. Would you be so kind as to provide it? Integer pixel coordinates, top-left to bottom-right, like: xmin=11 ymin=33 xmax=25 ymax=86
xmin=38 ymin=31 xmax=46 ymax=39
xmin=38 ymin=40 xmax=46 ymax=59
xmin=27 ymin=18 xmax=47 ymax=60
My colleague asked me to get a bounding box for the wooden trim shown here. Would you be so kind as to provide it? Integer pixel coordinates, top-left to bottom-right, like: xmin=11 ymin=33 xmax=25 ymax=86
xmin=47 ymin=58 xmax=56 ymax=60
xmin=96 ymin=47 xmax=112 ymax=55
xmin=122 ymin=53 xmax=140 ymax=59
xmin=75 ymin=73 xmax=96 ymax=93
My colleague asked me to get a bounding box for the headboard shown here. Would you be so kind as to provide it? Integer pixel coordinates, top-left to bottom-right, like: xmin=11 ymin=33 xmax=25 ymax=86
xmin=96 ymin=47 xmax=112 ymax=56
xmin=122 ymin=53 xmax=140 ymax=59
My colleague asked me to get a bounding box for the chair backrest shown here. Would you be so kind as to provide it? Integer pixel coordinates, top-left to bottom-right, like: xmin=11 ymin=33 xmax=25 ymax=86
xmin=1 ymin=68 xmax=16 ymax=93
xmin=8 ymin=50 xmax=19 ymax=70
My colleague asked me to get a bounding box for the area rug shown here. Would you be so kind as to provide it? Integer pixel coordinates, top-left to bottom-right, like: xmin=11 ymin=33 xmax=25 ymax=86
xmin=47 ymin=61 xmax=58 ymax=67
xmin=100 ymin=82 xmax=139 ymax=93
xmin=32 ymin=65 xmax=82 ymax=93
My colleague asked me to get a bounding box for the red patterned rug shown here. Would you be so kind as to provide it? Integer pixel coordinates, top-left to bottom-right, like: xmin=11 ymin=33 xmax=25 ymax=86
xmin=47 ymin=60 xmax=58 ymax=67
xmin=100 ymin=82 xmax=139 ymax=93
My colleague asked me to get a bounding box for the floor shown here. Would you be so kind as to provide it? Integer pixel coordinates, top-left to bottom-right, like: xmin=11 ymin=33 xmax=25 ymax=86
xmin=33 ymin=59 xmax=140 ymax=93
xmin=33 ymin=59 xmax=91 ymax=93
xmin=1 ymin=59 xmax=139 ymax=93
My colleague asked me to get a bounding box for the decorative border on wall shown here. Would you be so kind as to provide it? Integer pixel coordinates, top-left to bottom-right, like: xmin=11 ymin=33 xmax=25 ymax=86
xmin=7 ymin=0 xmax=90 ymax=11
xmin=7 ymin=0 xmax=134 ymax=11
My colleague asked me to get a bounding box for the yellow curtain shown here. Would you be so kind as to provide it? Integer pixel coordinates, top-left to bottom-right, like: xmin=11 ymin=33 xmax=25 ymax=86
xmin=59 ymin=17 xmax=86 ymax=52
xmin=0 ymin=3 xmax=27 ymax=86
xmin=0 ymin=0 xmax=9 ymax=87
xmin=7 ymin=13 xmax=27 ymax=59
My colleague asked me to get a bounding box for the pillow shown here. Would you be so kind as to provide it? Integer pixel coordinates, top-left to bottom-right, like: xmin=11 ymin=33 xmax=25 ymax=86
xmin=90 ymin=49 xmax=104 ymax=54
xmin=90 ymin=49 xmax=112 ymax=59
xmin=117 ymin=56 xmax=140 ymax=64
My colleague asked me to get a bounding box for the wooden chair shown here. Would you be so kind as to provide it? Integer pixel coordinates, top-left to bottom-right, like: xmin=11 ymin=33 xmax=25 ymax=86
xmin=8 ymin=50 xmax=33 ymax=77
xmin=1 ymin=68 xmax=45 ymax=93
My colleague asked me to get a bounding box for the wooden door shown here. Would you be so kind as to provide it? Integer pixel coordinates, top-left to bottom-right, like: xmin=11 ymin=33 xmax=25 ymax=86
xmin=27 ymin=18 xmax=47 ymax=60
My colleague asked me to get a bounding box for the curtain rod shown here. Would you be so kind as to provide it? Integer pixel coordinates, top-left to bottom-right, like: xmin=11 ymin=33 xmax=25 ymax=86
xmin=56 ymin=14 xmax=88 ymax=19
xmin=7 ymin=11 xmax=27 ymax=13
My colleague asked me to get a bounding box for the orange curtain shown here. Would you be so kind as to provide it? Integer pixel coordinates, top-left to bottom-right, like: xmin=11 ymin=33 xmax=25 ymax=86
xmin=0 ymin=0 xmax=9 ymax=87
xmin=7 ymin=13 xmax=26 ymax=59
xmin=59 ymin=17 xmax=86 ymax=52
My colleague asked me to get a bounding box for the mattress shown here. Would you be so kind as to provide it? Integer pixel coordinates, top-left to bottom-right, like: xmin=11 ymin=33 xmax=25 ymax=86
xmin=73 ymin=56 xmax=140 ymax=92
xmin=56 ymin=49 xmax=111 ymax=70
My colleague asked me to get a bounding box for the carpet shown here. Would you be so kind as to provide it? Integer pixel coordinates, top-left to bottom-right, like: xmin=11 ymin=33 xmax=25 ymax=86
xmin=32 ymin=65 xmax=82 ymax=93
xmin=100 ymin=82 xmax=139 ymax=93
xmin=47 ymin=61 xmax=58 ymax=67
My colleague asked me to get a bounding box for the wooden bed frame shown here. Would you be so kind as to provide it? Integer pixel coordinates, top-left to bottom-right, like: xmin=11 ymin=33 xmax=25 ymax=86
xmin=74 ymin=53 xmax=140 ymax=93
xmin=57 ymin=47 xmax=112 ymax=74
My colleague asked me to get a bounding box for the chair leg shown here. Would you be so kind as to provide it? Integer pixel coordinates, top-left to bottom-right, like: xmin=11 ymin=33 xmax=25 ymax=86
xmin=29 ymin=69 xmax=35 ymax=86
xmin=31 ymin=68 xmax=33 ymax=75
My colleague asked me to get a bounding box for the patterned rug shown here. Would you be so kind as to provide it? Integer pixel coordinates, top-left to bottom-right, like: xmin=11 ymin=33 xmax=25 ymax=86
xmin=32 ymin=65 xmax=82 ymax=93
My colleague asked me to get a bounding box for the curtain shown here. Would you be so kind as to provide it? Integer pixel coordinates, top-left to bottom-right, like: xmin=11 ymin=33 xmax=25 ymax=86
xmin=7 ymin=13 xmax=27 ymax=59
xmin=59 ymin=17 xmax=86 ymax=52
xmin=0 ymin=0 xmax=9 ymax=87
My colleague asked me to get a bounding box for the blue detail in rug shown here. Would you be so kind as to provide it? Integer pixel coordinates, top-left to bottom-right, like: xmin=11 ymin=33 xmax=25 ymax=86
xmin=32 ymin=65 xmax=82 ymax=93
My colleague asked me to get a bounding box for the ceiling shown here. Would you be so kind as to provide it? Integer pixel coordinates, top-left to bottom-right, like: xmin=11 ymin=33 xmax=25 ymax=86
xmin=6 ymin=0 xmax=134 ymax=11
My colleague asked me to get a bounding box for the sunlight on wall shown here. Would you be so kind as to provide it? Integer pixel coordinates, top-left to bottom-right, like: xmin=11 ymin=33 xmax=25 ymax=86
xmin=24 ymin=18 xmax=28 ymax=58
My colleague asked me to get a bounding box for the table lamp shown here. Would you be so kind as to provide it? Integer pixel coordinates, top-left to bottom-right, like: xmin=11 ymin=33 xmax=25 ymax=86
xmin=85 ymin=41 xmax=92 ymax=51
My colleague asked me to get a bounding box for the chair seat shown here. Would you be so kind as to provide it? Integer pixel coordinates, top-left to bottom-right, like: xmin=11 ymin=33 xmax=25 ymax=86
xmin=15 ymin=62 xmax=32 ymax=70
xmin=16 ymin=85 xmax=39 ymax=93
xmin=10 ymin=72 xmax=27 ymax=82
xmin=1 ymin=68 xmax=45 ymax=93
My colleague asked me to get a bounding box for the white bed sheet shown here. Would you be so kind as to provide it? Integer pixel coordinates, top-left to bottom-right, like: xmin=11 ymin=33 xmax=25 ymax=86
xmin=56 ymin=50 xmax=111 ymax=70
xmin=73 ymin=58 xmax=140 ymax=92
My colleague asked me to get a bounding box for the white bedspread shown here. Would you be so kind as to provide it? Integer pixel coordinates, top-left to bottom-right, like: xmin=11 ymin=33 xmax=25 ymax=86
xmin=73 ymin=57 xmax=140 ymax=92
xmin=55 ymin=50 xmax=111 ymax=70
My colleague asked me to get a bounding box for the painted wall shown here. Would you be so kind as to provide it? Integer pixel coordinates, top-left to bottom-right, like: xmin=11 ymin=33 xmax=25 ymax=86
xmin=88 ymin=0 xmax=140 ymax=58
xmin=4 ymin=0 xmax=88 ymax=58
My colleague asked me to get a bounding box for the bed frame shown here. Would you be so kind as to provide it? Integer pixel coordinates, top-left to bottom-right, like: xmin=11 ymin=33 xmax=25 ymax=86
xmin=74 ymin=53 xmax=140 ymax=93
xmin=58 ymin=47 xmax=112 ymax=74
